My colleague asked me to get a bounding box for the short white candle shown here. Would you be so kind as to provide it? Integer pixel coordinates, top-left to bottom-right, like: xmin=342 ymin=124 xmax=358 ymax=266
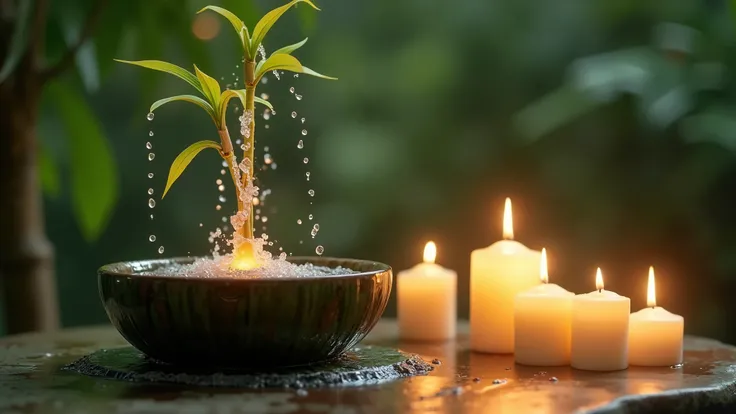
xmin=629 ymin=267 xmax=684 ymax=366
xmin=514 ymin=248 xmax=574 ymax=366
xmin=571 ymin=268 xmax=630 ymax=371
xmin=398 ymin=241 xmax=457 ymax=341
xmin=471 ymin=198 xmax=541 ymax=353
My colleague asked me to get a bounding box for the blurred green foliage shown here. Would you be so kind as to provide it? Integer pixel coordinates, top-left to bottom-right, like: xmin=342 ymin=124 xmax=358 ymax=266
xmin=2 ymin=0 xmax=736 ymax=343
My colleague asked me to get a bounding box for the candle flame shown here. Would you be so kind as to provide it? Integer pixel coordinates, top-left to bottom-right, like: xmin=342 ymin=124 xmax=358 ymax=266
xmin=540 ymin=248 xmax=549 ymax=283
xmin=595 ymin=267 xmax=604 ymax=291
xmin=503 ymin=197 xmax=514 ymax=240
xmin=423 ymin=241 xmax=437 ymax=264
xmin=647 ymin=266 xmax=656 ymax=307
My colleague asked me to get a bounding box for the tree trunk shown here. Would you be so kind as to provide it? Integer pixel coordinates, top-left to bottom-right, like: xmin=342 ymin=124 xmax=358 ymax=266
xmin=0 ymin=71 xmax=59 ymax=334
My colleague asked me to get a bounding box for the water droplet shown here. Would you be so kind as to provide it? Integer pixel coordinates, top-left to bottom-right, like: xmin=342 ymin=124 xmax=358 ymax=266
xmin=158 ymin=246 xmax=165 ymax=254
xmin=261 ymin=77 xmax=268 ymax=84
xmin=220 ymin=169 xmax=226 ymax=175
xmin=146 ymin=142 xmax=152 ymax=149
xmin=316 ymin=245 xmax=324 ymax=255
xmin=313 ymin=224 xmax=320 ymax=231
xmin=221 ymin=216 xmax=228 ymax=223
xmin=311 ymin=228 xmax=318 ymax=237
xmin=289 ymin=87 xmax=295 ymax=93
xmin=149 ymin=131 xmax=154 ymax=137
xmin=271 ymin=163 xmax=277 ymax=170
xmin=297 ymin=219 xmax=302 ymax=225
xmin=222 ymin=160 xmax=228 ymax=167
xmin=308 ymin=189 xmax=315 ymax=197
xmin=291 ymin=111 xmax=297 ymax=118
xmin=295 ymin=94 xmax=303 ymax=101
xmin=260 ymin=93 xmax=269 ymax=100
xmin=216 ymin=179 xmax=223 ymax=185
xmin=148 ymin=172 xmax=154 ymax=179
xmin=262 ymin=216 xmax=268 ymax=223
xmin=149 ymin=235 xmax=156 ymax=242
xmin=146 ymin=112 xmax=155 ymax=121
xmin=294 ymin=140 xmax=304 ymax=150
xmin=199 ymin=223 xmax=203 ymax=227
xmin=264 ymin=153 xmax=273 ymax=164
xmin=309 ymin=214 xmax=313 ymax=220
xmin=306 ymin=172 xmax=311 ymax=181
xmin=150 ymin=214 xmax=154 ymax=220
xmin=252 ymin=197 xmax=260 ymax=205
xmin=294 ymin=73 xmax=300 ymax=78
xmin=147 ymin=188 xmax=154 ymax=195
xmin=303 ymin=157 xmax=309 ymax=164
xmin=301 ymin=129 xmax=308 ymax=136
xmin=235 ymin=139 xmax=242 ymax=145
xmin=265 ymin=124 xmax=270 ymax=129
xmin=262 ymin=233 xmax=269 ymax=240
xmin=264 ymin=146 xmax=270 ymax=152
xmin=218 ymin=185 xmax=225 ymax=192
xmin=148 ymin=153 xmax=155 ymax=161
xmin=148 ymin=199 xmax=156 ymax=208
xmin=263 ymin=111 xmax=271 ymax=121
xmin=218 ymin=195 xmax=226 ymax=203
xmin=216 ymin=205 xmax=222 ymax=211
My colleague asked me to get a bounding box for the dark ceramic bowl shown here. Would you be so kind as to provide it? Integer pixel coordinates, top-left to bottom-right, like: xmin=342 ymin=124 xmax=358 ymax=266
xmin=98 ymin=257 xmax=392 ymax=369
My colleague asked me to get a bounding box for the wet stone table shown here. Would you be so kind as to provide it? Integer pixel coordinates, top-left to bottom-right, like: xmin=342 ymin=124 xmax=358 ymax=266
xmin=1 ymin=320 xmax=735 ymax=414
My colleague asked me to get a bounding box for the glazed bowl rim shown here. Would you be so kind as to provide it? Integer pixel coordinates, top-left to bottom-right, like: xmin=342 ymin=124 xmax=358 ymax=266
xmin=98 ymin=256 xmax=392 ymax=282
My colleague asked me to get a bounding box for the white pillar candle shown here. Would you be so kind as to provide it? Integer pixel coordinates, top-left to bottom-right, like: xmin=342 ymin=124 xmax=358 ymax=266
xmin=471 ymin=198 xmax=541 ymax=353
xmin=514 ymin=248 xmax=574 ymax=366
xmin=398 ymin=241 xmax=457 ymax=341
xmin=629 ymin=267 xmax=684 ymax=366
xmin=571 ymin=268 xmax=630 ymax=371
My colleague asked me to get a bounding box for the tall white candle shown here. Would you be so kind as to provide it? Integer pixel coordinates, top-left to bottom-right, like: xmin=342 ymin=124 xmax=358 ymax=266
xmin=629 ymin=267 xmax=684 ymax=366
xmin=514 ymin=249 xmax=574 ymax=366
xmin=398 ymin=241 xmax=457 ymax=341
xmin=571 ymin=268 xmax=630 ymax=371
xmin=471 ymin=198 xmax=541 ymax=353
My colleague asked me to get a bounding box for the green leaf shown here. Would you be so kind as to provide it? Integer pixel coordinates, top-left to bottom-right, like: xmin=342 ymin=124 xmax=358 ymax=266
xmin=150 ymin=95 xmax=217 ymax=122
xmin=163 ymin=140 xmax=222 ymax=198
xmin=301 ymin=65 xmax=337 ymax=80
xmin=222 ymin=0 xmax=260 ymax=28
xmin=197 ymin=5 xmax=250 ymax=57
xmin=250 ymin=0 xmax=319 ymax=53
xmin=193 ymin=65 xmax=221 ymax=107
xmin=255 ymin=54 xmax=336 ymax=82
xmin=47 ymin=81 xmax=118 ymax=241
xmin=0 ymin=0 xmax=34 ymax=82
xmin=38 ymin=142 xmax=60 ymax=199
xmin=115 ymin=59 xmax=203 ymax=94
xmin=272 ymin=38 xmax=308 ymax=56
xmin=254 ymin=96 xmax=274 ymax=110
xmin=255 ymin=54 xmax=303 ymax=80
